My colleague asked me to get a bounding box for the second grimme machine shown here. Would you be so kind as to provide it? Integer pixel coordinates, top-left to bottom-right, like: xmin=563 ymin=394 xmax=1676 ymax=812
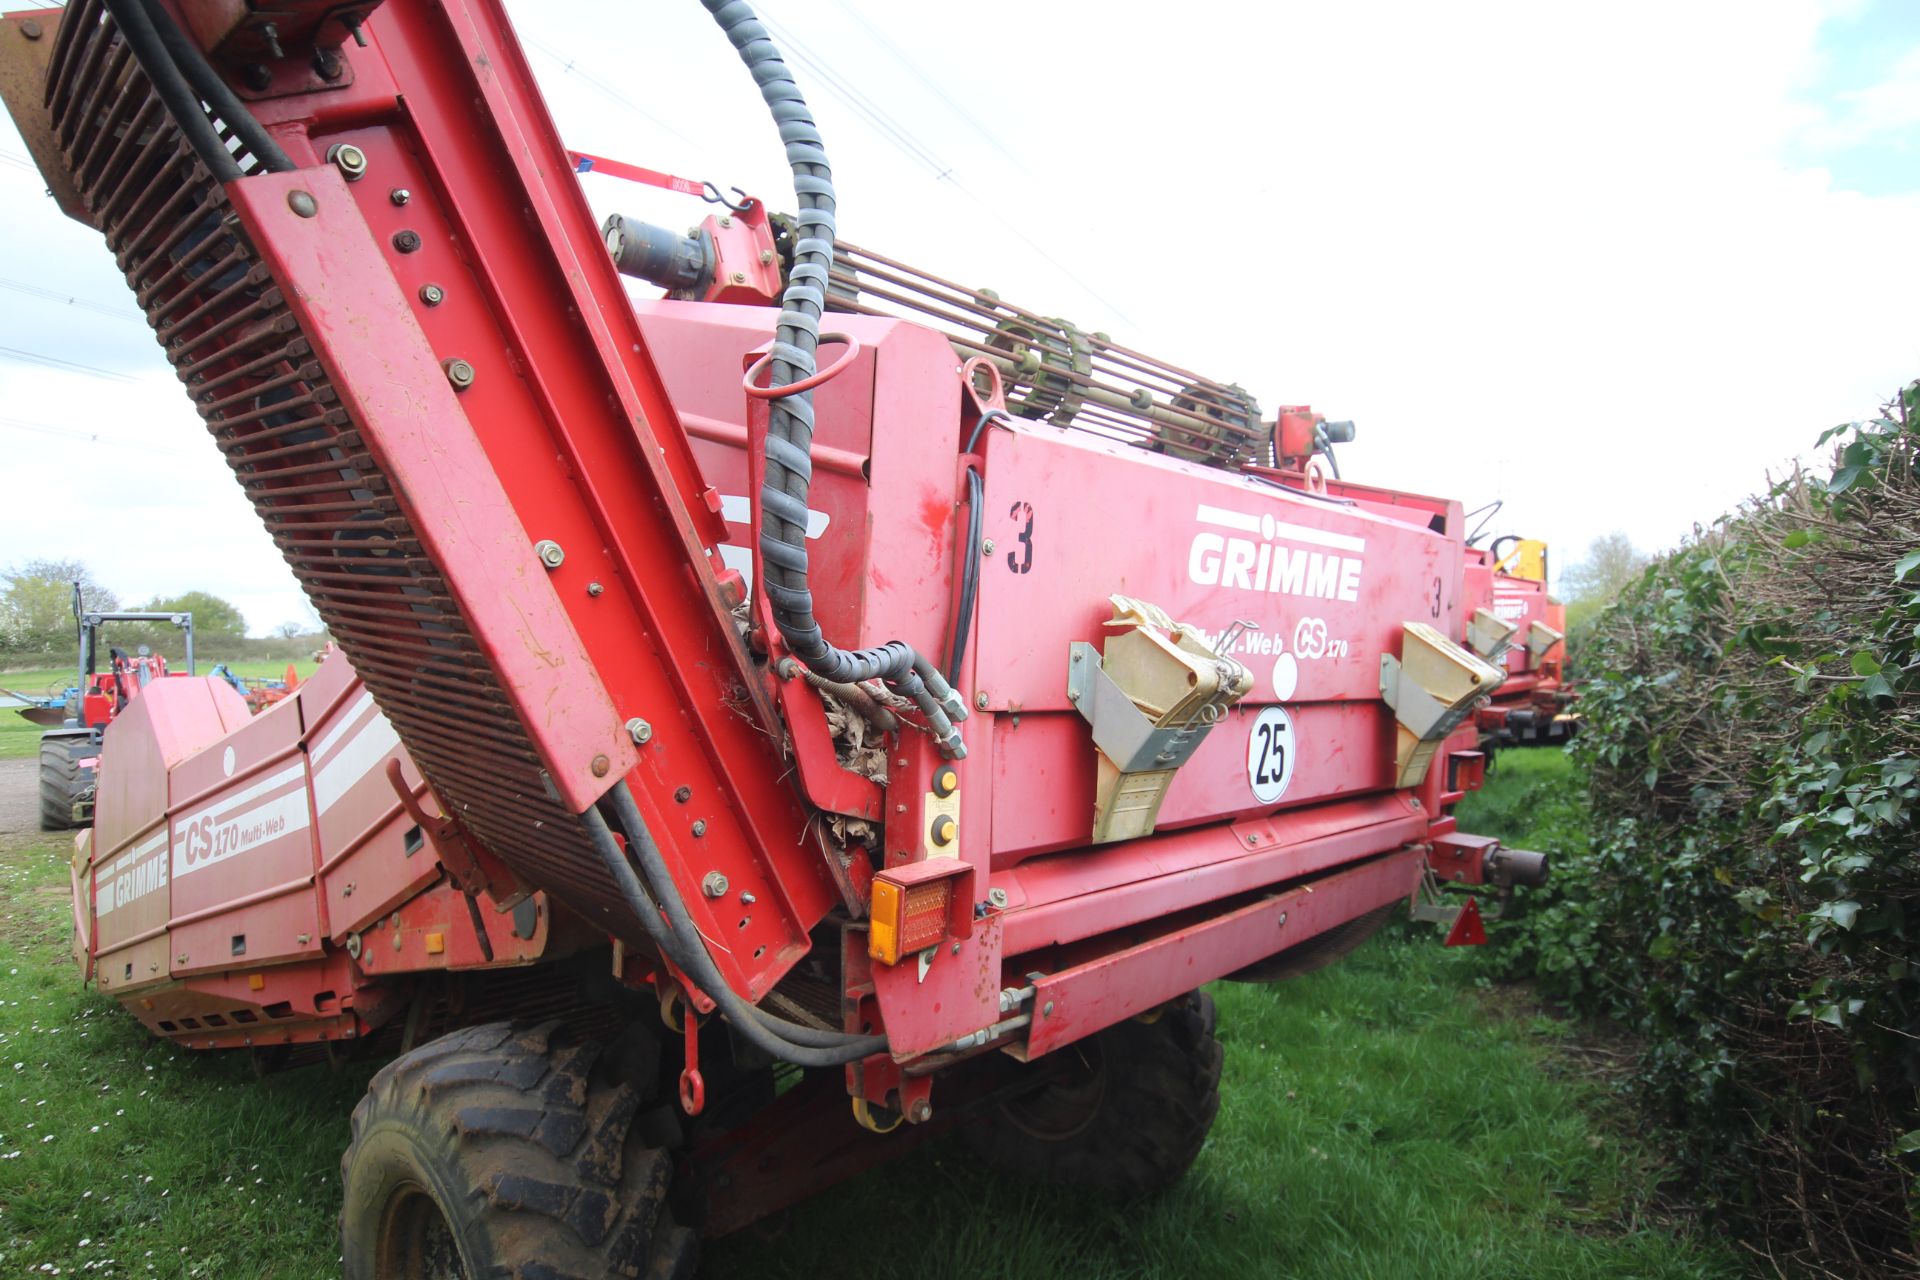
xmin=1 ymin=0 xmax=1549 ymax=1272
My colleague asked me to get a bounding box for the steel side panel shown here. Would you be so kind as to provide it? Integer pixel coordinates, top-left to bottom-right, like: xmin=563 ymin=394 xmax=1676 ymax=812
xmin=224 ymin=167 xmax=633 ymax=814
xmin=975 ymin=425 xmax=1462 ymax=713
xmin=303 ymin=666 xmax=438 ymax=942
xmin=1023 ymin=848 xmax=1424 ymax=1057
xmin=991 ymin=701 xmax=1400 ymax=863
xmin=1000 ymin=794 xmax=1426 ymax=955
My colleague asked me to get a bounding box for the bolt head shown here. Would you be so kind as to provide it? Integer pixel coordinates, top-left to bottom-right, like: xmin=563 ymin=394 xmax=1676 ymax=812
xmin=908 ymin=1098 xmax=932 ymax=1123
xmin=442 ymin=357 xmax=475 ymax=389
xmin=534 ymin=539 xmax=564 ymax=568
xmin=418 ymin=283 xmax=445 ymax=306
xmin=587 ymin=581 xmax=604 ymax=597
xmin=625 ymin=717 xmax=652 ymax=745
xmin=759 ymin=250 xmax=775 ymax=265
xmin=691 ymin=819 xmax=708 ymax=837
xmin=329 ymin=144 xmax=368 ymax=180
xmin=974 ymin=691 xmax=989 ymax=710
xmin=987 ymin=887 xmax=1008 ymax=909
xmin=981 ymin=539 xmax=995 ymax=555
xmin=701 ymin=871 xmax=729 ymax=898
xmin=1042 ymin=1000 xmax=1055 ymax=1017
xmin=287 ymin=190 xmax=318 ymax=218
xmin=390 ymin=187 xmax=411 ymax=206
xmin=673 ymin=786 xmax=692 ymax=803
xmin=590 ymin=753 xmax=611 ymax=777
xmin=20 ymin=18 xmax=43 ymax=39
xmin=729 ymin=271 xmax=747 ymax=285
xmin=392 ymin=229 xmax=422 ymax=253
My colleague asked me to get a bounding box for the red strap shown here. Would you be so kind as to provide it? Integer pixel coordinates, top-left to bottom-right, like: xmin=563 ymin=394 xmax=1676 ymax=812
xmin=566 ymin=149 xmax=704 ymax=198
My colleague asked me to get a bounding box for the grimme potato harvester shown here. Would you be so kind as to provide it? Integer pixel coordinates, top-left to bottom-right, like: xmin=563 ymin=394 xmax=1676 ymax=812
xmin=1461 ymin=536 xmax=1577 ymax=748
xmin=0 ymin=1 xmax=1548 ymax=1272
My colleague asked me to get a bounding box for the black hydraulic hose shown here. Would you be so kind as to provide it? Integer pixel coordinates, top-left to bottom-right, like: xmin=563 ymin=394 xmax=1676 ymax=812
xmin=102 ymin=0 xmax=242 ymax=183
xmin=946 ymin=466 xmax=982 ymax=687
xmin=946 ymin=408 xmax=1012 ymax=685
xmin=580 ymin=805 xmax=881 ymax=1066
xmin=139 ymin=0 xmax=295 ymax=174
xmin=700 ymin=0 xmax=968 ymax=757
xmin=593 ymin=784 xmax=885 ymax=1062
xmin=602 ymin=785 xmax=878 ymax=1054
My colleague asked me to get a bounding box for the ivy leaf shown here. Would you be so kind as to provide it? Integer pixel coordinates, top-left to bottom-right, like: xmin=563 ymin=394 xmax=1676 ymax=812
xmin=1818 ymin=900 xmax=1862 ymax=931
xmin=1828 ymin=465 xmax=1864 ymax=494
xmin=1851 ymin=651 xmax=1882 ymax=677
xmin=1896 ymin=549 xmax=1920 ymax=583
xmin=1899 ymin=1131 xmax=1920 ymax=1155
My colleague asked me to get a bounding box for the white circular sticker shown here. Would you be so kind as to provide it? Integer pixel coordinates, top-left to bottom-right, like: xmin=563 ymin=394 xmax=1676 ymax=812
xmin=1246 ymin=706 xmax=1297 ymax=804
xmin=221 ymin=745 xmax=236 ymax=778
xmin=1270 ymin=651 xmax=1298 ymax=701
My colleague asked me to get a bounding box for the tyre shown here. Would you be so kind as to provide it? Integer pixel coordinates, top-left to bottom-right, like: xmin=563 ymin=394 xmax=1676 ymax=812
xmin=1222 ymin=902 xmax=1394 ymax=983
xmin=961 ymin=989 xmax=1223 ymax=1197
xmin=339 ymin=1020 xmax=694 ymax=1280
xmin=38 ymin=734 xmax=91 ymax=832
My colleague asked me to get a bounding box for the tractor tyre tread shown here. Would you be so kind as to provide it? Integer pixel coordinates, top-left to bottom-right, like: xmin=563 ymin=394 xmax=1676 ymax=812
xmin=37 ymin=735 xmax=87 ymax=832
xmin=1224 ymin=903 xmax=1394 ymax=984
xmin=339 ymin=1019 xmax=694 ymax=1280
xmin=963 ymin=989 xmax=1223 ymax=1198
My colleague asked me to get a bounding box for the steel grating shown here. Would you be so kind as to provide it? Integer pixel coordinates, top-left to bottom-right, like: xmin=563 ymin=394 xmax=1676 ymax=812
xmin=42 ymin=2 xmax=620 ymax=919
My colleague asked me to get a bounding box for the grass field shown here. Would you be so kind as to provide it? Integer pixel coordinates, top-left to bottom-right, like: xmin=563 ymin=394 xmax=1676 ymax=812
xmin=0 ymin=660 xmax=318 ymax=761
xmin=0 ymin=747 xmax=1741 ymax=1278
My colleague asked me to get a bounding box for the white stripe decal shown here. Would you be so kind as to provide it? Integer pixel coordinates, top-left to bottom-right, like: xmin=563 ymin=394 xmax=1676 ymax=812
xmin=100 ymin=828 xmax=167 ymax=881
xmin=313 ymin=712 xmax=401 ymax=816
xmin=171 ymin=788 xmax=309 ymax=880
xmin=1195 ymin=503 xmax=1260 ymax=533
xmin=200 ymin=763 xmax=306 ymax=827
xmin=1194 ymin=504 xmax=1368 ymax=554
xmin=310 ymin=689 xmax=375 ymax=764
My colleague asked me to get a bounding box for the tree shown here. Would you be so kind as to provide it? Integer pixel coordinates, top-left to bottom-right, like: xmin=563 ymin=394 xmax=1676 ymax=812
xmin=0 ymin=560 xmax=117 ymax=659
xmin=1561 ymin=532 xmax=1649 ymax=605
xmin=139 ymin=591 xmax=246 ymax=640
xmin=273 ymin=620 xmax=305 ymax=640
xmin=1561 ymin=532 xmax=1651 ymax=635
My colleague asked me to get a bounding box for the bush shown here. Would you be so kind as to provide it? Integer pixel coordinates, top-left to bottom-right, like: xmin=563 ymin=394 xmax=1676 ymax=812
xmin=1490 ymin=382 xmax=1920 ymax=1275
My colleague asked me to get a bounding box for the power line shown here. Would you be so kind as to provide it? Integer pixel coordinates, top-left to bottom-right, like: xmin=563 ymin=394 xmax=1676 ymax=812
xmin=0 ymin=276 xmax=145 ymax=325
xmin=520 ymin=35 xmax=700 ymax=150
xmin=748 ymin=12 xmax=1140 ymax=325
xmin=0 ymin=415 xmax=196 ymax=459
xmin=828 ymin=0 xmax=1031 ymax=175
xmin=0 ymin=344 xmax=139 ymax=382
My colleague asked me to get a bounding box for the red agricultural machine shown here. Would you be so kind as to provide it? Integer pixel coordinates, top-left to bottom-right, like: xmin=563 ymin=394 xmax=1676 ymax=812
xmin=26 ymin=584 xmax=198 ymax=830
xmin=1460 ymin=535 xmax=1577 ymax=748
xmin=2 ymin=1 xmax=1548 ymax=1272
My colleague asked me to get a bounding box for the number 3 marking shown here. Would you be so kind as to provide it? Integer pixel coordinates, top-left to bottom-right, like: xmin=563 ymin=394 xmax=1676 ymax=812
xmin=1007 ymin=501 xmax=1034 ymax=574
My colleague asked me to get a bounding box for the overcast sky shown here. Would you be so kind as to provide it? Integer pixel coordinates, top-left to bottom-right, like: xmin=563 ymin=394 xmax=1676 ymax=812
xmin=2 ymin=0 xmax=1916 ymax=633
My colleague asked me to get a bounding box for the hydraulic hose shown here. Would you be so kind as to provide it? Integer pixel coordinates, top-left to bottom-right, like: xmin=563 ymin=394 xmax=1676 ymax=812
xmin=699 ymin=0 xmax=969 ymax=757
xmin=581 ymin=805 xmax=880 ymax=1066
xmin=102 ymin=0 xmax=242 ymax=183
xmin=588 ymin=784 xmax=885 ymax=1065
xmin=603 ymin=784 xmax=879 ymax=1054
xmin=139 ymin=0 xmax=294 ymax=174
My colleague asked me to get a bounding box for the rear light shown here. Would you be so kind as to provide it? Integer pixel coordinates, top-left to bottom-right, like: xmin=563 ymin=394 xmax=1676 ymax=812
xmin=867 ymin=859 xmax=973 ymax=965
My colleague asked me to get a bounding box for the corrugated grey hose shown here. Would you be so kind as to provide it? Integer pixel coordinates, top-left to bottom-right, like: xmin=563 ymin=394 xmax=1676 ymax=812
xmin=701 ymin=0 xmax=968 ymax=758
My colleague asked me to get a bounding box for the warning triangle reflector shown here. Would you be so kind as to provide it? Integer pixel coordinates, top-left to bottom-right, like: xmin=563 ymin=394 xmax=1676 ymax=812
xmin=1444 ymin=896 xmax=1487 ymax=947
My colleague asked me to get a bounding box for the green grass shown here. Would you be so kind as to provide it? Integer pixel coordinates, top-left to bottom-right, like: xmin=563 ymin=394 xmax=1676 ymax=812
xmin=1453 ymin=746 xmax=1589 ymax=854
xmin=0 ymin=660 xmax=318 ymax=760
xmin=0 ymin=746 xmax=1741 ymax=1278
